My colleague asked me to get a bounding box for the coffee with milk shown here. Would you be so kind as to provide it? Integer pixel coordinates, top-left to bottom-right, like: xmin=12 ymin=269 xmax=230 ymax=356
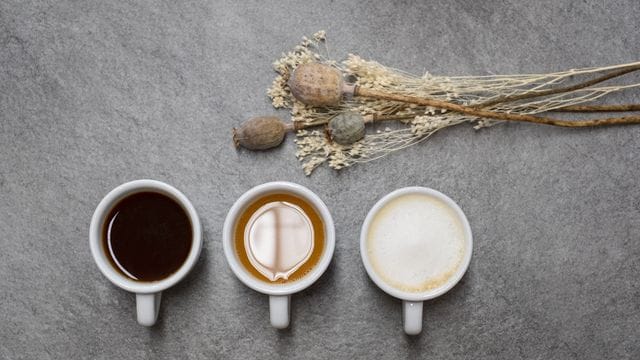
xmin=365 ymin=193 xmax=467 ymax=293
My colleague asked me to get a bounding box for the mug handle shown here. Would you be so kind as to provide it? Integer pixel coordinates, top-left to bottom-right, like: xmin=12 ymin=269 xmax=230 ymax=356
xmin=269 ymin=295 xmax=290 ymax=329
xmin=136 ymin=292 xmax=162 ymax=326
xmin=403 ymin=300 xmax=423 ymax=335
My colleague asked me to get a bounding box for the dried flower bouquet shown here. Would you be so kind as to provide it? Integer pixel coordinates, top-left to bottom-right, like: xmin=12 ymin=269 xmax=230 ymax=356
xmin=233 ymin=31 xmax=640 ymax=175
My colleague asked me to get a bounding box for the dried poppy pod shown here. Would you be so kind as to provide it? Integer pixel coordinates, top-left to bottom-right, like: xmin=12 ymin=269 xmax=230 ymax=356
xmin=289 ymin=63 xmax=355 ymax=107
xmin=326 ymin=113 xmax=416 ymax=145
xmin=233 ymin=116 xmax=293 ymax=150
xmin=327 ymin=112 xmax=366 ymax=145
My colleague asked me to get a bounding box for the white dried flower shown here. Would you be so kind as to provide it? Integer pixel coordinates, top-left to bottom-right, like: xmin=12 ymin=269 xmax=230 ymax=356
xmin=313 ymin=30 xmax=326 ymax=41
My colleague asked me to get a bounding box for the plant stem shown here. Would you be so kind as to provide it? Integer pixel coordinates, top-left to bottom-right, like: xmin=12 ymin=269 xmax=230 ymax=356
xmin=552 ymin=104 xmax=640 ymax=112
xmin=473 ymin=63 xmax=640 ymax=108
xmin=290 ymin=114 xmax=414 ymax=131
xmin=356 ymin=86 xmax=640 ymax=127
xmin=367 ymin=114 xmax=415 ymax=122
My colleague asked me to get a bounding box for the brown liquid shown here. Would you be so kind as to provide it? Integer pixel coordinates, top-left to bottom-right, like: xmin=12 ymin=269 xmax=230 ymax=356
xmin=234 ymin=193 xmax=325 ymax=284
xmin=102 ymin=192 xmax=192 ymax=282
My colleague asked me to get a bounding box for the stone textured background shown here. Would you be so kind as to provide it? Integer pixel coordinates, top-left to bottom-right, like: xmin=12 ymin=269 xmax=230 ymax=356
xmin=1 ymin=1 xmax=639 ymax=359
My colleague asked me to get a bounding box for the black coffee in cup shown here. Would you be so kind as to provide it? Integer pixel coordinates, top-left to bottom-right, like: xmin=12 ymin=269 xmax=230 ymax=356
xmin=102 ymin=192 xmax=192 ymax=282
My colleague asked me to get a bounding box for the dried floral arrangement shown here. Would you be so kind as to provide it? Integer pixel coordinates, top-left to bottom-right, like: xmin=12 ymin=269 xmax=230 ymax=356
xmin=233 ymin=31 xmax=640 ymax=175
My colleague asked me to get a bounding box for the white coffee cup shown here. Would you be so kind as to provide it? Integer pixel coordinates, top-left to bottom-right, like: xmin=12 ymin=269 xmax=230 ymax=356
xmin=222 ymin=181 xmax=335 ymax=329
xmin=89 ymin=179 xmax=202 ymax=326
xmin=360 ymin=187 xmax=473 ymax=335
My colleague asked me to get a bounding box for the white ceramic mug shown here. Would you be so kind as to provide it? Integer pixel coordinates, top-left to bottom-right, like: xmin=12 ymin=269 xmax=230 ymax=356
xmin=360 ymin=187 xmax=473 ymax=335
xmin=222 ymin=181 xmax=335 ymax=329
xmin=89 ymin=179 xmax=202 ymax=326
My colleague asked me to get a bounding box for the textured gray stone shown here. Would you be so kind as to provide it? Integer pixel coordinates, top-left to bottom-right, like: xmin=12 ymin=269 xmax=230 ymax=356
xmin=1 ymin=0 xmax=639 ymax=359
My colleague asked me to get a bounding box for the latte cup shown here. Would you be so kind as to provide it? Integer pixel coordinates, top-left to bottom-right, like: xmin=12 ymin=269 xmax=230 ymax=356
xmin=89 ymin=180 xmax=202 ymax=326
xmin=222 ymin=182 xmax=335 ymax=329
xmin=360 ymin=187 xmax=473 ymax=335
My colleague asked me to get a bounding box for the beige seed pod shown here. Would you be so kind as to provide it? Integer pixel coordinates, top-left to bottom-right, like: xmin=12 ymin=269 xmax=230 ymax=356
xmin=327 ymin=112 xmax=366 ymax=145
xmin=289 ymin=63 xmax=346 ymax=107
xmin=233 ymin=116 xmax=288 ymax=150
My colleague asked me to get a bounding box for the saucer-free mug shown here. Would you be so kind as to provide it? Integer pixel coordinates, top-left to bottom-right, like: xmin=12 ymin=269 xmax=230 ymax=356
xmin=223 ymin=181 xmax=335 ymax=329
xmin=89 ymin=179 xmax=202 ymax=326
xmin=360 ymin=187 xmax=472 ymax=335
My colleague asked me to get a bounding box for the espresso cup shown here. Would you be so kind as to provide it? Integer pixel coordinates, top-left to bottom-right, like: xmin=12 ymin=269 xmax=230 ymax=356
xmin=222 ymin=181 xmax=335 ymax=329
xmin=360 ymin=187 xmax=473 ymax=335
xmin=89 ymin=179 xmax=202 ymax=326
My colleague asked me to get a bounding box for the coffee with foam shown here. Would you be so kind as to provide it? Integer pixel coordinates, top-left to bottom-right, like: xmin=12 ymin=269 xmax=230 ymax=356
xmin=366 ymin=193 xmax=466 ymax=293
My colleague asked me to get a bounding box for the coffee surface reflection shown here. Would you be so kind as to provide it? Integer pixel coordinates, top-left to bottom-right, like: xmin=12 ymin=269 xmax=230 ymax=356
xmin=245 ymin=201 xmax=314 ymax=281
xmin=234 ymin=193 xmax=325 ymax=284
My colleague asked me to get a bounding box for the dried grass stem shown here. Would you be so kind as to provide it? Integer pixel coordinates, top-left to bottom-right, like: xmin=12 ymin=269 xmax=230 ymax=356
xmin=356 ymin=87 xmax=640 ymax=127
xmin=552 ymin=104 xmax=640 ymax=112
xmin=474 ymin=63 xmax=640 ymax=108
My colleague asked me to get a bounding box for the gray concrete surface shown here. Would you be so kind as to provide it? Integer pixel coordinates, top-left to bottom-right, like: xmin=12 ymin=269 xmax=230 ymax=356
xmin=1 ymin=0 xmax=639 ymax=359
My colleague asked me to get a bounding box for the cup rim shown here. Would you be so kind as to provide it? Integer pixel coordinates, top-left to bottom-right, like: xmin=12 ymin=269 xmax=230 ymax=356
xmin=89 ymin=179 xmax=203 ymax=294
xmin=222 ymin=181 xmax=335 ymax=296
xmin=359 ymin=187 xmax=473 ymax=302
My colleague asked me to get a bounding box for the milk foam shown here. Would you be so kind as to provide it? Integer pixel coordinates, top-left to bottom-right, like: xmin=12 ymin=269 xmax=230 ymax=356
xmin=366 ymin=193 xmax=466 ymax=293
